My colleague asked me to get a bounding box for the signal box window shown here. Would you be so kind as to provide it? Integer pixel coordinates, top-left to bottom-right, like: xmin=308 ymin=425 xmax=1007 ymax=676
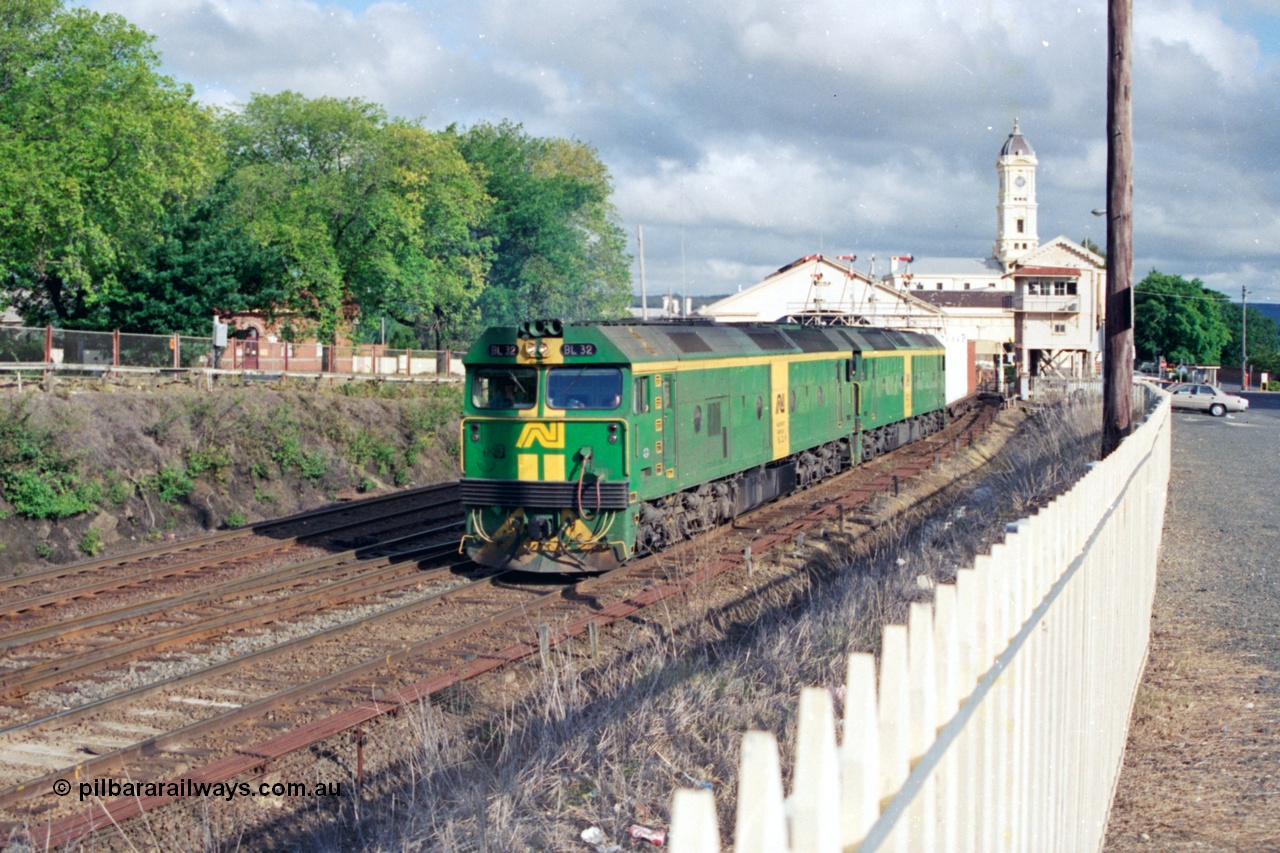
xmin=472 ymin=367 xmax=537 ymax=409
xmin=547 ymin=367 xmax=623 ymax=410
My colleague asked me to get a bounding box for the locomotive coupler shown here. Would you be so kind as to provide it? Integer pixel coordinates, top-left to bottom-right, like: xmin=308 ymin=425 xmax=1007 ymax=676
xmin=528 ymin=514 xmax=554 ymax=541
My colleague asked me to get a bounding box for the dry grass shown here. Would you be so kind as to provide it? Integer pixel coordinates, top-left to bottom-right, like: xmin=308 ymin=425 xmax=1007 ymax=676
xmin=100 ymin=399 xmax=1105 ymax=852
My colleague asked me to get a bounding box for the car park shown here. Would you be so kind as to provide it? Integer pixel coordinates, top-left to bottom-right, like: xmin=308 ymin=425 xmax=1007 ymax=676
xmin=1167 ymin=383 xmax=1249 ymax=417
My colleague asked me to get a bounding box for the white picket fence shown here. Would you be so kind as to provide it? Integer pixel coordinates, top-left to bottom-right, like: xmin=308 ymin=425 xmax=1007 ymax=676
xmin=670 ymin=391 xmax=1171 ymax=852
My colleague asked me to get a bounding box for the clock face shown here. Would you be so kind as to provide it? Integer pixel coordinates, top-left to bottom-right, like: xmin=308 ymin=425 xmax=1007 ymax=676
xmin=1015 ymin=176 xmax=1026 ymax=188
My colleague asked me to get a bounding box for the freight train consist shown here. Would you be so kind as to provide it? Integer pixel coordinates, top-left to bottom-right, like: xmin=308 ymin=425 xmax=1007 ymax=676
xmin=459 ymin=320 xmax=946 ymax=573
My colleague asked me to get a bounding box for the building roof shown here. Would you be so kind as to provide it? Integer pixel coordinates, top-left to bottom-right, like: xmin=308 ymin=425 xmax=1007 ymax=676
xmin=1007 ymin=266 xmax=1082 ymax=278
xmin=911 ymin=291 xmax=1014 ymax=309
xmin=895 ymin=256 xmax=1005 ymax=276
xmin=1000 ymin=119 xmax=1035 ymax=157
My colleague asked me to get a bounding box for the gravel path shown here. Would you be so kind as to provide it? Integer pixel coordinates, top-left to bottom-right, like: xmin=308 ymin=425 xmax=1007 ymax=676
xmin=1106 ymin=392 xmax=1280 ymax=851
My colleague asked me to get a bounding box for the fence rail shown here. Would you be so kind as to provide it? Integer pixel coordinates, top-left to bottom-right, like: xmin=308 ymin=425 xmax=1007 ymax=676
xmin=671 ymin=387 xmax=1171 ymax=852
xmin=0 ymin=325 xmax=462 ymax=380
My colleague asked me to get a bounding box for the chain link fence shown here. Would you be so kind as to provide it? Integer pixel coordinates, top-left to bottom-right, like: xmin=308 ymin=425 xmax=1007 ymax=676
xmin=0 ymin=325 xmax=462 ymax=380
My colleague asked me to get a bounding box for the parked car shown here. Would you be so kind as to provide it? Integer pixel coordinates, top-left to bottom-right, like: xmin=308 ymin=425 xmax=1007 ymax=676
xmin=1167 ymin=383 xmax=1249 ymax=417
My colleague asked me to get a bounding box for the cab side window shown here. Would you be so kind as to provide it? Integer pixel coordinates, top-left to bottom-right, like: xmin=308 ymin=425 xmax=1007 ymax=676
xmin=633 ymin=376 xmax=650 ymax=414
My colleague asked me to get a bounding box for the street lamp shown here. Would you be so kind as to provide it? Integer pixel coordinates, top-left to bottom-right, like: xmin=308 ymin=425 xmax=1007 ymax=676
xmin=1092 ymin=207 xmax=1135 ymax=370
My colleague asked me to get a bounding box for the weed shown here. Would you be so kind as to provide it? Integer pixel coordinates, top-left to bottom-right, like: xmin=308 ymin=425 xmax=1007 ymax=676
xmin=34 ymin=542 xmax=54 ymax=559
xmin=0 ymin=399 xmax=102 ymax=519
xmin=225 ymin=511 xmax=247 ymax=528
xmin=254 ymin=484 xmax=275 ymax=504
xmin=251 ymin=461 xmax=271 ymax=480
xmin=144 ymin=465 xmax=194 ymax=505
xmin=271 ymin=434 xmax=306 ymax=472
xmin=299 ymin=451 xmax=329 ymax=484
xmin=185 ymin=444 xmax=234 ymax=482
xmin=103 ymin=471 xmax=132 ymax=506
xmin=78 ymin=528 xmax=103 ymax=556
xmin=147 ymin=403 xmax=181 ymax=445
xmin=347 ymin=429 xmax=397 ymax=474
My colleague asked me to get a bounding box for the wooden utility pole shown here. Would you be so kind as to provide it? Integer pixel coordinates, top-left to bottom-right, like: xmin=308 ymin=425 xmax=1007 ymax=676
xmin=1102 ymin=0 xmax=1134 ymax=457
xmin=1241 ymin=285 xmax=1248 ymax=390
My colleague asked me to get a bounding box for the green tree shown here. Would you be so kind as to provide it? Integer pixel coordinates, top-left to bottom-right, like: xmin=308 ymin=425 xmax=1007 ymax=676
xmin=221 ymin=92 xmax=491 ymax=345
xmin=1219 ymin=303 xmax=1280 ymax=376
xmin=0 ymin=0 xmax=219 ymax=325
xmin=452 ymin=121 xmax=632 ymax=327
xmin=95 ymin=179 xmax=290 ymax=335
xmin=1134 ymin=271 xmax=1232 ymax=365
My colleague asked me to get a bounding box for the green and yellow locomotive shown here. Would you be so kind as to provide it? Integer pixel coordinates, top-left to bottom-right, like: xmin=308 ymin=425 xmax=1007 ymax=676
xmin=459 ymin=319 xmax=946 ymax=573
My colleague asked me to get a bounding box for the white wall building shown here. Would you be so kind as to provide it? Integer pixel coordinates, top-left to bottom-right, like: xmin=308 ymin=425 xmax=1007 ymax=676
xmin=700 ymin=121 xmax=1106 ymax=387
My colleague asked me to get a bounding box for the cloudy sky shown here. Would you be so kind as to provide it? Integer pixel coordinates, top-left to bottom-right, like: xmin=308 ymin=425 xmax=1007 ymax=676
xmin=87 ymin=0 xmax=1280 ymax=306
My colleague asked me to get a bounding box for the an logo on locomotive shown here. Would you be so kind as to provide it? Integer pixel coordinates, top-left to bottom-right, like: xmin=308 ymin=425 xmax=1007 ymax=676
xmin=516 ymin=422 xmax=566 ymax=450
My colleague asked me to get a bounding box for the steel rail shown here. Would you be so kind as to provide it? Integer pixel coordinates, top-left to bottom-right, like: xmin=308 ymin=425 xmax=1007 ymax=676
xmin=0 ymin=545 xmax=475 ymax=741
xmin=0 ymin=520 xmax=464 ymax=652
xmin=0 ymin=561 xmax=540 ymax=811
xmin=0 ymin=497 xmax=460 ymax=619
xmin=0 ymin=532 xmax=466 ymax=699
xmin=0 ymin=481 xmax=459 ymax=595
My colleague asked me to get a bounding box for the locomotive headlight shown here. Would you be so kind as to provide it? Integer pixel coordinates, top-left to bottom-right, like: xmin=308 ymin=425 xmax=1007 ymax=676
xmin=537 ymin=342 xmax=550 ymax=357
xmin=607 ymin=423 xmax=619 ymax=443
xmin=523 ymin=341 xmax=536 ymax=357
xmin=469 ymin=424 xmax=480 ymax=442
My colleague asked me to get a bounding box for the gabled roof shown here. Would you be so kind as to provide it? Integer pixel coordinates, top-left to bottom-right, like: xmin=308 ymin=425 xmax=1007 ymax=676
xmin=703 ymin=255 xmax=943 ymax=319
xmin=1006 ymin=266 xmax=1082 ymax=278
xmin=895 ymin=257 xmax=1005 ymax=276
xmin=912 ymin=291 xmax=1014 ymax=309
xmin=1016 ymin=236 xmax=1105 ymax=269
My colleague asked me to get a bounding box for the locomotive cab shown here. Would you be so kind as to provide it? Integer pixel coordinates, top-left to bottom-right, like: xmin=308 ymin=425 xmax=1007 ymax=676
xmin=460 ymin=321 xmax=632 ymax=573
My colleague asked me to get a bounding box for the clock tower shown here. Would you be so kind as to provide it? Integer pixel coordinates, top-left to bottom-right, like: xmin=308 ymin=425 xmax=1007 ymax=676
xmin=994 ymin=118 xmax=1039 ymax=267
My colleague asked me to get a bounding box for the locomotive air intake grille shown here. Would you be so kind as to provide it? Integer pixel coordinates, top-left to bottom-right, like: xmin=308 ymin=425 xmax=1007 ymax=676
xmin=460 ymin=478 xmax=631 ymax=510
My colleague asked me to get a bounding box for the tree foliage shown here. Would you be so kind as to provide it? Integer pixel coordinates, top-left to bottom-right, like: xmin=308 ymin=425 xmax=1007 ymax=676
xmin=0 ymin=4 xmax=635 ymax=343
xmin=0 ymin=0 xmax=219 ymax=324
xmin=220 ymin=92 xmax=492 ymax=345
xmin=452 ymin=122 xmax=632 ymax=328
xmin=1134 ymin=271 xmax=1232 ymax=365
xmin=1218 ymin=303 xmax=1280 ymax=376
xmin=94 ymin=179 xmax=291 ymax=335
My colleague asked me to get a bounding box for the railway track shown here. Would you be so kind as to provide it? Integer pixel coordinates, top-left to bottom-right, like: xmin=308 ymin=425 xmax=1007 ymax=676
xmin=2 ymin=397 xmax=1002 ymax=846
xmin=0 ymin=482 xmax=461 ymax=626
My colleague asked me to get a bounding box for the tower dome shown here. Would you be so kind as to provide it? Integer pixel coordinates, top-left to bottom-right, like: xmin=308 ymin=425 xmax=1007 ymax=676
xmin=1000 ymin=118 xmax=1036 ymax=157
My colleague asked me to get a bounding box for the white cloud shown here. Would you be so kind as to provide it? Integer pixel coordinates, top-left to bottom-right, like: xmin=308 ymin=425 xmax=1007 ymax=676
xmin=83 ymin=0 xmax=1280 ymax=302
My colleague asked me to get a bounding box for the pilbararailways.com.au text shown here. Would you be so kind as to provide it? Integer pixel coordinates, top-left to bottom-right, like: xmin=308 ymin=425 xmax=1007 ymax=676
xmin=53 ymin=778 xmax=343 ymax=803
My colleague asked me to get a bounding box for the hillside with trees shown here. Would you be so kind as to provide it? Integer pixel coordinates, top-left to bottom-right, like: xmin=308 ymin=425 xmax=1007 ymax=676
xmin=0 ymin=1 xmax=632 ymax=348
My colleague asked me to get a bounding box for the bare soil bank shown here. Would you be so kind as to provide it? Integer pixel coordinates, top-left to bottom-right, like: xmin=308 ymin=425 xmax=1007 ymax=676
xmin=0 ymin=379 xmax=461 ymax=574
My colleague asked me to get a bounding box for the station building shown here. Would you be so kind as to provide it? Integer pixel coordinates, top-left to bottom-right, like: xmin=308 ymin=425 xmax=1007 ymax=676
xmin=700 ymin=121 xmax=1106 ymax=397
